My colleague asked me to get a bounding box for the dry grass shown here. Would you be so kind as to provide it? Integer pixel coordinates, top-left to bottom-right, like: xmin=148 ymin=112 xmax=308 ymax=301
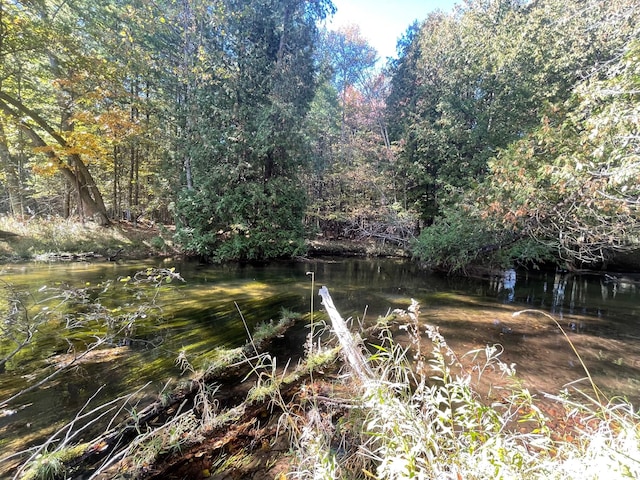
xmin=0 ymin=215 xmax=173 ymax=261
xmin=281 ymin=302 xmax=640 ymax=480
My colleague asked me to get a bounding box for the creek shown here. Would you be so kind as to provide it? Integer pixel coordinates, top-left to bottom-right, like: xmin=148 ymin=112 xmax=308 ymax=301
xmin=1 ymin=258 xmax=639 ymax=470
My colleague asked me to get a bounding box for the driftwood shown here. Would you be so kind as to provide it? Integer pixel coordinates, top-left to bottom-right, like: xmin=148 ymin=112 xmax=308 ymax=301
xmin=58 ymin=365 xmax=244 ymax=478
xmin=342 ymin=218 xmax=417 ymax=247
xmin=318 ymin=286 xmax=373 ymax=382
xmin=106 ymin=248 xmax=124 ymax=261
xmin=143 ymin=377 xmax=309 ymax=480
xmin=30 ymin=247 xmax=127 ymax=262
xmin=33 ymin=251 xmax=103 ymax=262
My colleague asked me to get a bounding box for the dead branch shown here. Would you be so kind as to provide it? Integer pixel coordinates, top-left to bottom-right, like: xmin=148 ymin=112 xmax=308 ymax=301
xmin=318 ymin=286 xmax=373 ymax=382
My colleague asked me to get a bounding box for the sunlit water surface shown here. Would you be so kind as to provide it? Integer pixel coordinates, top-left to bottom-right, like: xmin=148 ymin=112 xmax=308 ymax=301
xmin=1 ymin=258 xmax=639 ymax=471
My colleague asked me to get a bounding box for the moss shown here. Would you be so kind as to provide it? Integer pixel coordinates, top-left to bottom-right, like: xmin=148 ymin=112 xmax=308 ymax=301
xmin=246 ymin=378 xmax=282 ymax=404
xmin=203 ymin=347 xmax=245 ymax=377
xmin=210 ymin=450 xmax=254 ymax=476
xmin=21 ymin=443 xmax=88 ymax=480
xmin=252 ymin=311 xmax=298 ymax=348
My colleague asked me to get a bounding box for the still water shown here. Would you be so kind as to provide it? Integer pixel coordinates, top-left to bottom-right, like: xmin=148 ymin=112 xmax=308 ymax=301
xmin=1 ymin=258 xmax=639 ymax=468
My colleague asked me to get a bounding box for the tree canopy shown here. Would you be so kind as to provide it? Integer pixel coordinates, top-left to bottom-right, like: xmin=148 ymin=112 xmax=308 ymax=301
xmin=402 ymin=0 xmax=640 ymax=270
xmin=0 ymin=0 xmax=638 ymax=268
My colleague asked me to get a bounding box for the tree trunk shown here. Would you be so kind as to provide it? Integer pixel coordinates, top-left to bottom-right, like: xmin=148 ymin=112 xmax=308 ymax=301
xmin=113 ymin=145 xmax=120 ymax=219
xmin=0 ymin=121 xmax=24 ymax=215
xmin=0 ymin=99 xmax=112 ymax=225
xmin=57 ymin=163 xmax=110 ymax=225
xmin=63 ymin=179 xmax=72 ymax=218
xmin=128 ymin=145 xmax=135 ymax=220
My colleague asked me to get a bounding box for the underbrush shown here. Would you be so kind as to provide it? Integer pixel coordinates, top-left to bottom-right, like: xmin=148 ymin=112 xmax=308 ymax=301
xmin=0 ymin=215 xmax=167 ymax=260
xmin=9 ymin=286 xmax=638 ymax=479
xmin=111 ymin=296 xmax=639 ymax=479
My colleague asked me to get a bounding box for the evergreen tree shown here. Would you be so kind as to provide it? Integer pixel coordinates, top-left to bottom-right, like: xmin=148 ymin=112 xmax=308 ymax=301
xmin=175 ymin=0 xmax=333 ymax=261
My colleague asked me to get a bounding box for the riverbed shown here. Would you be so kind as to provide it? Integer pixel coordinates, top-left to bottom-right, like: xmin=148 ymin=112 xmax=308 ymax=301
xmin=1 ymin=258 xmax=639 ymax=472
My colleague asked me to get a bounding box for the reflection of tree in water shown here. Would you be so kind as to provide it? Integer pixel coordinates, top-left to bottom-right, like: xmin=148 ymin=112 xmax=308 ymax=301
xmin=546 ymin=273 xmax=592 ymax=316
xmin=502 ymin=269 xmax=516 ymax=302
xmin=545 ymin=272 xmax=640 ymax=328
xmin=489 ymin=269 xmax=517 ymax=303
xmin=550 ymin=273 xmax=567 ymax=315
xmin=487 ymin=270 xmax=640 ymax=333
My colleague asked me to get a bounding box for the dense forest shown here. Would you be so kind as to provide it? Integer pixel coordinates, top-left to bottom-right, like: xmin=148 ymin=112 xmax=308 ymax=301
xmin=0 ymin=0 xmax=638 ymax=270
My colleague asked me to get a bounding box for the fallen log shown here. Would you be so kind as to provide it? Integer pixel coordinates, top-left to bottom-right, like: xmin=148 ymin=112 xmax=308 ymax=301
xmin=142 ymin=378 xmax=308 ymax=480
xmin=111 ymin=347 xmax=343 ymax=479
xmin=28 ymin=287 xmax=382 ymax=479
xmin=16 ymin=315 xmax=299 ymax=480
xmin=96 ymin=287 xmax=367 ymax=479
xmin=33 ymin=251 xmax=103 ymax=262
xmin=143 ymin=287 xmax=408 ymax=479
xmin=318 ymin=286 xmax=373 ymax=382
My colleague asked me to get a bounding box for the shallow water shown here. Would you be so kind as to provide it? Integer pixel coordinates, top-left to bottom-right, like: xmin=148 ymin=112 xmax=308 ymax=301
xmin=1 ymin=258 xmax=639 ymax=471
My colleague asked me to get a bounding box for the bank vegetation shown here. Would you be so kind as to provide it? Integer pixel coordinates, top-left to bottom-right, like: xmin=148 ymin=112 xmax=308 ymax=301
xmin=0 ymin=0 xmax=638 ymax=272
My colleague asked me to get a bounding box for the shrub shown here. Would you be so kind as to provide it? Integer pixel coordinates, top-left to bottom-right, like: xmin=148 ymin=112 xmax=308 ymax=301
xmin=411 ymin=208 xmax=496 ymax=272
xmin=412 ymin=208 xmax=556 ymax=272
xmin=175 ymin=177 xmax=307 ymax=262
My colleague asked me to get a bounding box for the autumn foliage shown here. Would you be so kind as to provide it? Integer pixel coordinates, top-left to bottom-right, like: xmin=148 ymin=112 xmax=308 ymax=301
xmin=0 ymin=0 xmax=638 ymax=267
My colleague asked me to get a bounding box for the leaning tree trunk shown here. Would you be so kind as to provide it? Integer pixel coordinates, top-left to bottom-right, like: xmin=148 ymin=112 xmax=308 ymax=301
xmin=0 ymin=93 xmax=111 ymax=225
xmin=58 ymin=162 xmax=110 ymax=225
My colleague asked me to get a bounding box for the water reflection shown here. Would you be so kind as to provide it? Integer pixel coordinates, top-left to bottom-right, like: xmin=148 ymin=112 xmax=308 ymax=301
xmin=491 ymin=268 xmax=516 ymax=303
xmin=485 ymin=268 xmax=640 ymax=324
xmin=470 ymin=267 xmax=640 ymax=408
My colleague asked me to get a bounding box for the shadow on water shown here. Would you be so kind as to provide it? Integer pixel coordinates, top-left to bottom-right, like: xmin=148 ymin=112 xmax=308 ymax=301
xmin=1 ymin=258 xmax=640 ymax=472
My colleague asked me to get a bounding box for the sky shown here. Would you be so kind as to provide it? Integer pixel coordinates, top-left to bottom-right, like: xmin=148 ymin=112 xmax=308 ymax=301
xmin=327 ymin=0 xmax=461 ymax=62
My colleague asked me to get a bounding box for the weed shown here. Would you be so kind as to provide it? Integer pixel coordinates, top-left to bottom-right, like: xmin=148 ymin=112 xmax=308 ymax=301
xmin=21 ymin=453 xmax=64 ymax=480
xmin=283 ymin=300 xmax=640 ymax=480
